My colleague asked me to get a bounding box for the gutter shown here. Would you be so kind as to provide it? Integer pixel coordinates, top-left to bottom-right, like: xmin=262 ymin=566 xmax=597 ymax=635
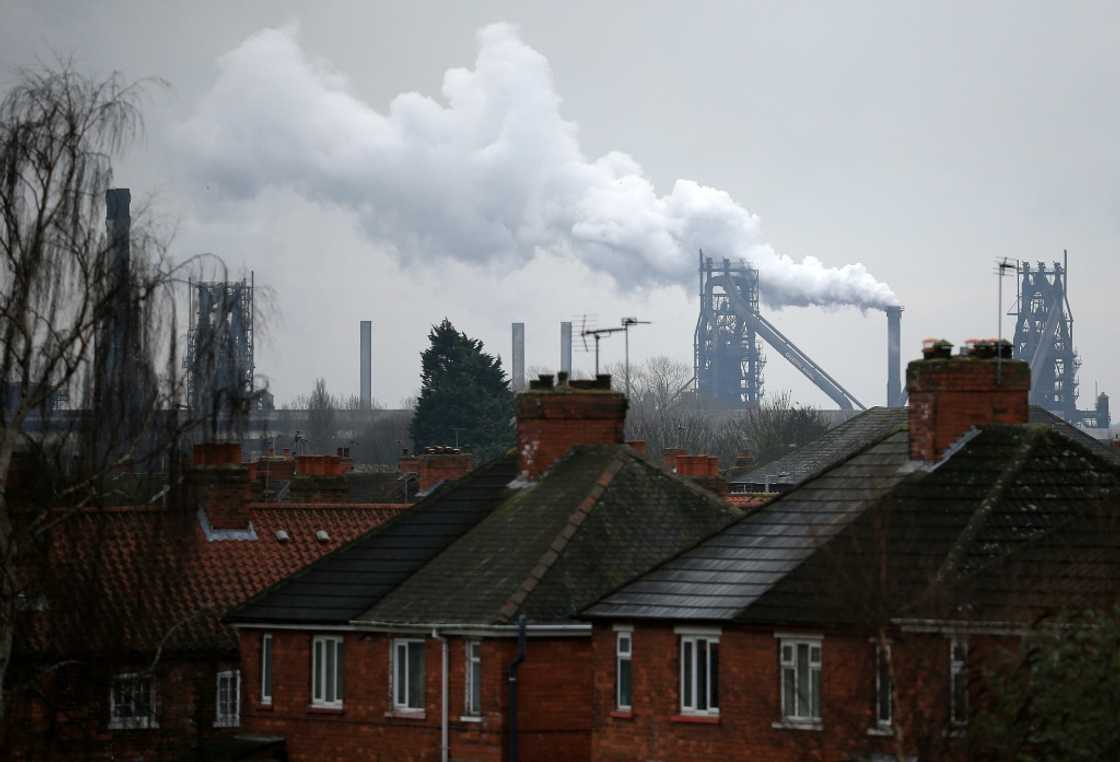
xmin=432 ymin=628 xmax=449 ymax=762
xmin=507 ymin=616 xmax=527 ymax=762
xmin=347 ymin=620 xmax=590 ymax=637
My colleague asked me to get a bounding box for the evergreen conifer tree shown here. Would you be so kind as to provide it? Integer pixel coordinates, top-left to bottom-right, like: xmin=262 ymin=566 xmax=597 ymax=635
xmin=410 ymin=319 xmax=513 ymax=461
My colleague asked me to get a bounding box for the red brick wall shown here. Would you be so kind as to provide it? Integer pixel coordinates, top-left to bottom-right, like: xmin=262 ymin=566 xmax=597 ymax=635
xmin=5 ymin=655 xmax=243 ymax=761
xmin=418 ymin=453 xmax=474 ymax=493
xmin=907 ymin=356 xmax=1029 ymax=461
xmin=590 ymin=623 xmax=976 ymax=762
xmin=516 ymin=392 xmax=627 ymax=479
xmin=239 ymin=629 xmax=592 ymax=762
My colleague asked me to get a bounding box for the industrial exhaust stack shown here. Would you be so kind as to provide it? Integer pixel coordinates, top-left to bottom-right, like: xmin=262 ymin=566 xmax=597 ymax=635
xmin=360 ymin=320 xmax=372 ymax=410
xmin=886 ymin=306 xmax=902 ymax=407
xmin=512 ymin=322 xmax=526 ymax=392
xmin=560 ymin=321 xmax=572 ymax=375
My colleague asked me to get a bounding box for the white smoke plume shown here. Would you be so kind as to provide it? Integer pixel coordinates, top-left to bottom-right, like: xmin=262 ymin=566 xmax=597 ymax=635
xmin=177 ymin=23 xmax=899 ymax=310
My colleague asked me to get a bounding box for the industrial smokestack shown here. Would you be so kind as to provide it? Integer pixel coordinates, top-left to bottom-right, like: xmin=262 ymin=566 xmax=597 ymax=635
xmin=886 ymin=306 xmax=902 ymax=407
xmin=560 ymin=322 xmax=572 ymax=375
xmin=512 ymin=322 xmax=526 ymax=392
xmin=360 ymin=320 xmax=372 ymax=410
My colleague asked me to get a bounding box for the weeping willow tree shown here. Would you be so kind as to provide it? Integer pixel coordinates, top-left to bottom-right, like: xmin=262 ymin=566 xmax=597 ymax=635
xmin=0 ymin=65 xmax=205 ymax=721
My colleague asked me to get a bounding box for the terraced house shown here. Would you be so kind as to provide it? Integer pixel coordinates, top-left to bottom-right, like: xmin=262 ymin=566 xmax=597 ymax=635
xmin=226 ymin=373 xmax=743 ymax=762
xmin=585 ymin=341 xmax=1120 ymax=761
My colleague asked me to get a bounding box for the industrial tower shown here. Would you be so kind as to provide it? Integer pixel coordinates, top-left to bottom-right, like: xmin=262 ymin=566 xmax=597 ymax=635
xmin=694 ymin=255 xmax=765 ymax=406
xmin=693 ymin=253 xmax=866 ymax=411
xmin=1009 ymin=256 xmax=1109 ymax=428
xmin=186 ymin=275 xmax=255 ymax=430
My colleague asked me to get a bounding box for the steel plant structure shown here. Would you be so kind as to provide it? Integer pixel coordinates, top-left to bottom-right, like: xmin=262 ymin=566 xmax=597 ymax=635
xmin=185 ymin=275 xmax=256 ymax=429
xmin=693 ymin=253 xmax=866 ymax=411
xmin=1010 ymin=256 xmax=1110 ymax=428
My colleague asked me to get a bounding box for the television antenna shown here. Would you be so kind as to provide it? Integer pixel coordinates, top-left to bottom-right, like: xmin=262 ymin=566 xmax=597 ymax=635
xmin=994 ymin=257 xmax=1017 ymax=384
xmin=579 ymin=316 xmax=651 ymax=396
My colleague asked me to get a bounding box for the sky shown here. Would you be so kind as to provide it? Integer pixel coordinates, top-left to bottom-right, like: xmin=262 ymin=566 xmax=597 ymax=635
xmin=3 ymin=0 xmax=1118 ymax=412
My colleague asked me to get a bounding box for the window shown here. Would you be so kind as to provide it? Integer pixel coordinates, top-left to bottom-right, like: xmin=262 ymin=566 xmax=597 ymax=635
xmin=465 ymin=640 xmax=482 ymax=716
xmin=875 ymin=644 xmax=892 ymax=729
xmin=109 ymin=673 xmax=157 ymax=729
xmin=312 ymin=635 xmax=344 ymax=707
xmin=215 ymin=670 xmax=240 ymax=727
xmin=616 ymin=631 xmax=632 ymax=711
xmin=949 ymin=637 xmax=968 ymax=726
xmin=679 ymin=635 xmax=719 ymax=715
xmin=780 ymin=638 xmax=821 ymax=723
xmin=261 ymin=634 xmax=273 ymax=706
xmin=392 ymin=638 xmax=425 ymax=712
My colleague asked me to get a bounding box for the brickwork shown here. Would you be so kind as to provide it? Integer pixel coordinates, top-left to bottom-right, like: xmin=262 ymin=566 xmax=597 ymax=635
xmin=516 ymin=386 xmax=627 ymax=479
xmin=907 ymin=353 xmax=1029 ymax=461
xmin=239 ymin=629 xmax=592 ymax=762
xmin=590 ymin=623 xmax=978 ymax=762
xmin=418 ymin=452 xmax=474 ymax=493
xmin=6 ymin=656 xmax=243 ymax=761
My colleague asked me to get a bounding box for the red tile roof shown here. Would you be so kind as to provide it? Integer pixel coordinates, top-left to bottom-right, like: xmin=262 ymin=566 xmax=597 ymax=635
xmin=21 ymin=501 xmax=405 ymax=658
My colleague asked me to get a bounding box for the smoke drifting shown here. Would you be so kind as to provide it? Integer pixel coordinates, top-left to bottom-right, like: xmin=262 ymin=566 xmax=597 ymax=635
xmin=178 ymin=23 xmax=898 ymax=310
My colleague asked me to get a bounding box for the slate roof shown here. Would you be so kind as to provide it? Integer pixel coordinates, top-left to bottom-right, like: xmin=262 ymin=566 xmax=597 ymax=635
xmin=227 ymin=454 xmax=519 ymax=626
xmin=21 ymin=502 xmax=403 ymax=657
xmin=726 ymin=405 xmax=1118 ymax=491
xmin=358 ymin=445 xmax=743 ymax=626
xmin=585 ymin=424 xmax=1120 ymax=626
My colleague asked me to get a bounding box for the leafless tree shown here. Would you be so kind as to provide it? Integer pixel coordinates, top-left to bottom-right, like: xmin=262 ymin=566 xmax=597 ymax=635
xmin=612 ymin=356 xmax=828 ymax=467
xmin=0 ymin=64 xmax=206 ymax=722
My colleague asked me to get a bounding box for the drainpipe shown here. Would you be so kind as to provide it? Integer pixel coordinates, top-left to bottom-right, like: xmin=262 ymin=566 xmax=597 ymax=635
xmin=433 ymin=628 xmax=449 ymax=762
xmin=506 ymin=615 xmax=528 ymax=762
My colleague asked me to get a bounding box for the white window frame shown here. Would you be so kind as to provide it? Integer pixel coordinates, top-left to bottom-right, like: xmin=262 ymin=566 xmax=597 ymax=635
xmin=616 ymin=631 xmax=633 ymax=711
xmin=260 ymin=634 xmax=273 ymax=706
xmin=779 ymin=636 xmax=822 ymax=724
xmin=391 ymin=638 xmax=426 ymax=713
xmin=109 ymin=672 xmax=158 ymax=730
xmin=311 ymin=635 xmax=344 ymax=708
xmin=464 ymin=640 xmax=482 ymax=717
xmin=679 ymin=633 xmax=719 ymax=716
xmin=949 ymin=636 xmax=968 ymax=726
xmin=874 ymin=643 xmax=892 ymax=730
xmin=214 ymin=670 xmax=241 ymax=727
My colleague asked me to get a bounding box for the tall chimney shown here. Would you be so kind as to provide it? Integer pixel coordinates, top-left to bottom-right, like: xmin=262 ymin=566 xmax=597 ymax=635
xmin=516 ymin=373 xmax=627 ymax=479
xmin=907 ymin=338 xmax=1029 ymax=461
xmin=512 ymin=322 xmax=526 ymax=392
xmin=560 ymin=321 xmax=573 ymax=375
xmin=360 ymin=320 xmax=372 ymax=410
xmin=886 ymin=306 xmax=902 ymax=407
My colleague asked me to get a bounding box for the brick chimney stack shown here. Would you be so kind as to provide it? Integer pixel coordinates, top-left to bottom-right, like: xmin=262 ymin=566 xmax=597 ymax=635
xmin=516 ymin=372 xmax=628 ymax=479
xmin=907 ymin=338 xmax=1029 ymax=461
xmin=192 ymin=443 xmax=251 ymax=531
xmin=418 ymin=447 xmax=474 ymax=492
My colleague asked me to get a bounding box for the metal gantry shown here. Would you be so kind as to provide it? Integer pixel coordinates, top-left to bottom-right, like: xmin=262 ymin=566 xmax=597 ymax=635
xmin=1009 ymin=255 xmax=1109 ymax=428
xmin=694 ymin=252 xmax=865 ymax=411
xmin=185 ymin=274 xmax=255 ymax=429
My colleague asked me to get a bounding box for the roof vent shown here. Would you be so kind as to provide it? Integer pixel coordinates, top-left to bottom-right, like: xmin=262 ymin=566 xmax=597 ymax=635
xmin=275 ymin=529 xmax=290 ymax=543
xmin=315 ymin=529 xmax=330 ymax=543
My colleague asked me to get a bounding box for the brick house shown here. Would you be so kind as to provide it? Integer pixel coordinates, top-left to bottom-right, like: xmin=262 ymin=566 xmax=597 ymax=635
xmin=226 ymin=373 xmax=744 ymax=762
xmin=582 ymin=340 xmax=1120 ymax=761
xmin=7 ymin=442 xmax=406 ymax=761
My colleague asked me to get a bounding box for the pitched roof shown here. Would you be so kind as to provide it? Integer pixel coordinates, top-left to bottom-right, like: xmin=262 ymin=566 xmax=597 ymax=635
xmin=726 ymin=405 xmax=1118 ymax=490
xmin=226 ymin=453 xmax=519 ymax=626
xmin=22 ymin=502 xmax=402 ymax=657
xmin=585 ymin=424 xmax=1120 ymax=626
xmin=358 ymin=445 xmax=743 ymax=626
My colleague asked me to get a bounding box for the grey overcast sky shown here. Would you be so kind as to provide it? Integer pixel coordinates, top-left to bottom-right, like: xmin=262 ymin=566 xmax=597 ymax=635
xmin=3 ymin=0 xmax=1118 ymax=412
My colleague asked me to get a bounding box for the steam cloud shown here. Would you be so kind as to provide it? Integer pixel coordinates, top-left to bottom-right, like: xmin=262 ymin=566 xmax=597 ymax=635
xmin=178 ymin=23 xmax=898 ymax=310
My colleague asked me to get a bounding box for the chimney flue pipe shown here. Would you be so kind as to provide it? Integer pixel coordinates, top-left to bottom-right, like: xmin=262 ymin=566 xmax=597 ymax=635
xmin=360 ymin=320 xmax=372 ymax=410
xmin=886 ymin=306 xmax=902 ymax=407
